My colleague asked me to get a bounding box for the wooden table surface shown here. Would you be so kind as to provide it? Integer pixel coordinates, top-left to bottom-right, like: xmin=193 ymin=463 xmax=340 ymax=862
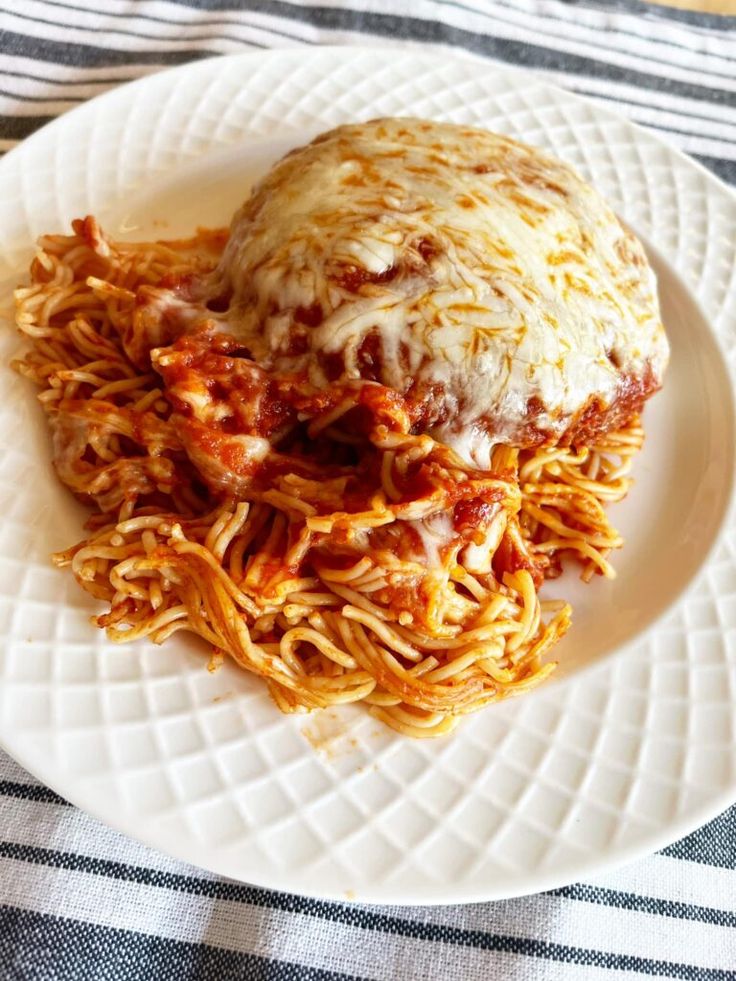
xmin=645 ymin=0 xmax=736 ymax=13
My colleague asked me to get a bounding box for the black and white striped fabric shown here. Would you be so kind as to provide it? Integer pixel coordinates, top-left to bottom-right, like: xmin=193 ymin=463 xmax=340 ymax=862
xmin=2 ymin=2 xmax=736 ymax=978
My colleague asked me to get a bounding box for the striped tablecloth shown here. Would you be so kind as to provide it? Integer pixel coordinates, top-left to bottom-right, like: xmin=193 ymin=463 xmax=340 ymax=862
xmin=1 ymin=2 xmax=735 ymax=979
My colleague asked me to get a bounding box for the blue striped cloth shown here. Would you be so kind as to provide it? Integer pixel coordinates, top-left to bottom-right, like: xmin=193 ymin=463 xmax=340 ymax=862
xmin=1 ymin=2 xmax=736 ymax=978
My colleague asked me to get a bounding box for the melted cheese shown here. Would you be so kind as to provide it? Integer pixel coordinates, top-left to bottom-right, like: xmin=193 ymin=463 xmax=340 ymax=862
xmin=408 ymin=510 xmax=457 ymax=567
xmin=213 ymin=118 xmax=668 ymax=454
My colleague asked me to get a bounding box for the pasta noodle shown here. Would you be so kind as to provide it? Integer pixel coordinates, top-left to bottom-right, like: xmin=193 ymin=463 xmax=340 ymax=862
xmin=12 ymin=219 xmax=644 ymax=738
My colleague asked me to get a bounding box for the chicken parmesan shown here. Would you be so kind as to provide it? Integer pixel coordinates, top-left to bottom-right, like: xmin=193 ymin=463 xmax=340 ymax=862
xmin=13 ymin=118 xmax=668 ymax=737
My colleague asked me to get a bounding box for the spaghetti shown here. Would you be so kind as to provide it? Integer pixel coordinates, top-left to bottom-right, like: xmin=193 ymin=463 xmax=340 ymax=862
xmin=13 ymin=218 xmax=644 ymax=737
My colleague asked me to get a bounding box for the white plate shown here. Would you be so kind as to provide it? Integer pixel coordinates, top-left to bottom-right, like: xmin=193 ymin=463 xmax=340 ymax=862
xmin=0 ymin=48 xmax=735 ymax=905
